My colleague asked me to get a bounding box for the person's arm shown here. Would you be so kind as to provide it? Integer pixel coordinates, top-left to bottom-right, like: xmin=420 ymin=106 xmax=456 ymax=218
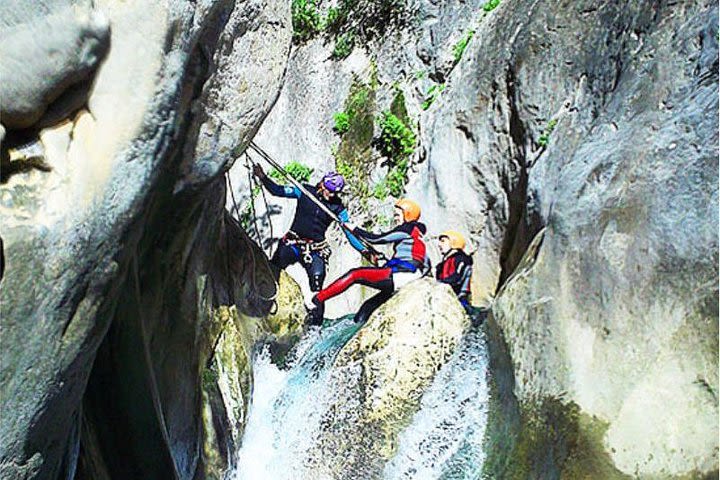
xmin=353 ymin=225 xmax=409 ymax=245
xmin=338 ymin=210 xmax=368 ymax=253
xmin=254 ymin=165 xmax=301 ymax=198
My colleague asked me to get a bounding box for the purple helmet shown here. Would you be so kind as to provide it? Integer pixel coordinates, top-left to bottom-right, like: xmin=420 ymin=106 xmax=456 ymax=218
xmin=322 ymin=171 xmax=345 ymax=193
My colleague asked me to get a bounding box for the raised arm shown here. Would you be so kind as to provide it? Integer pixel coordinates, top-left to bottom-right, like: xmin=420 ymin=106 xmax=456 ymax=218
xmin=254 ymin=165 xmax=301 ymax=198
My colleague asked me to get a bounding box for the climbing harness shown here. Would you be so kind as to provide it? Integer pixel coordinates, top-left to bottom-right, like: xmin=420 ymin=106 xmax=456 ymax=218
xmin=282 ymin=231 xmax=331 ymax=265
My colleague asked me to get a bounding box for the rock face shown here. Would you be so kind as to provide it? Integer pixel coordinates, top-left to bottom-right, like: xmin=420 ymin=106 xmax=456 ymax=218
xmin=304 ymin=279 xmax=470 ymax=479
xmin=232 ymin=0 xmax=718 ymax=478
xmin=0 ymin=1 xmax=291 ymax=479
xmin=0 ymin=1 xmax=110 ymax=129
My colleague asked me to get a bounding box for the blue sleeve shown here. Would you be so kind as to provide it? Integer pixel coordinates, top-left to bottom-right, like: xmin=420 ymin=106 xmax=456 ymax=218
xmin=260 ymin=176 xmax=301 ymax=198
xmin=339 ymin=209 xmax=367 ymax=253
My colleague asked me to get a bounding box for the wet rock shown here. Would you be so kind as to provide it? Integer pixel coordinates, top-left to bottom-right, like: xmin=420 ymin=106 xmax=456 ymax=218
xmin=306 ymin=278 xmax=470 ymax=478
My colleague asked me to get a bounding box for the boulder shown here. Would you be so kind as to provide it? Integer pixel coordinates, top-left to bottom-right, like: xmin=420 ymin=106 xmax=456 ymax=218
xmin=305 ymin=278 xmax=470 ymax=479
xmin=0 ymin=3 xmax=110 ymax=129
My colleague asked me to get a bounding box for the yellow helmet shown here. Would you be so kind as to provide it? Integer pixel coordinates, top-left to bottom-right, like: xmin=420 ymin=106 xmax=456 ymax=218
xmin=439 ymin=230 xmax=466 ymax=250
xmin=394 ymin=198 xmax=421 ymax=222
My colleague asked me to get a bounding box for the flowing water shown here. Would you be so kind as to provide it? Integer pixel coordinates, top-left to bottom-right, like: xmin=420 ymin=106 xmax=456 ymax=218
xmin=232 ymin=317 xmax=489 ymax=480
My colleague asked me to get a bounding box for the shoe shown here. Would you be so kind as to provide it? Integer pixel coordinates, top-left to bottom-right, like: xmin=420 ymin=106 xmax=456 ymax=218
xmin=306 ymin=296 xmax=325 ymax=326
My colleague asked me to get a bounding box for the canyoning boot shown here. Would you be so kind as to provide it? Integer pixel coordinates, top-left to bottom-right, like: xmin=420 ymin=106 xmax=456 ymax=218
xmin=306 ymin=296 xmax=325 ymax=327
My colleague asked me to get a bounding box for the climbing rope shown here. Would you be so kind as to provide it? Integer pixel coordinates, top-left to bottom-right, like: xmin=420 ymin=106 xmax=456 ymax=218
xmin=226 ymin=171 xmax=278 ymax=304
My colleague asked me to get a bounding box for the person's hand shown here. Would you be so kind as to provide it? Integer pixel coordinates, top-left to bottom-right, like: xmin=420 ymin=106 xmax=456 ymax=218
xmin=362 ymin=250 xmax=381 ymax=266
xmin=252 ymin=164 xmax=266 ymax=179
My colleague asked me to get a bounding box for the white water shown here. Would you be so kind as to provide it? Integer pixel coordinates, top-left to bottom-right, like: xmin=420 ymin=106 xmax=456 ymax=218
xmin=233 ymin=319 xmax=489 ymax=480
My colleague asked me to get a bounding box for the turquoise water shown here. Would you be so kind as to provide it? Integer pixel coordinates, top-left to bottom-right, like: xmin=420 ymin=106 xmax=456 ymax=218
xmin=233 ymin=318 xmax=488 ymax=480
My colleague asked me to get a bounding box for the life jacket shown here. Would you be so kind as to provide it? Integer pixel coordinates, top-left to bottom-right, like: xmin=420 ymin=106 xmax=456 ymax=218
xmin=436 ymin=249 xmax=473 ymax=295
xmin=389 ymin=221 xmax=429 ymax=271
xmin=288 ymin=184 xmax=345 ymax=242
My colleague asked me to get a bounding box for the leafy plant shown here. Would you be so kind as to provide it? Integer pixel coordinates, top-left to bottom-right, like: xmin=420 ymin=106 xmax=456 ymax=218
xmin=483 ymin=0 xmax=501 ymax=12
xmin=292 ymin=0 xmax=322 ymax=43
xmin=379 ymin=111 xmax=416 ymax=161
xmin=333 ymin=112 xmax=351 ymax=134
xmin=269 ymin=161 xmax=314 ymax=183
xmin=538 ymin=119 xmax=558 ymax=147
xmin=421 ymin=83 xmax=446 ymax=110
xmin=373 ymin=180 xmax=389 ymax=200
xmin=386 ymin=158 xmax=410 ymax=197
xmin=453 ymin=29 xmax=475 ymax=64
xmin=332 ymin=32 xmax=355 ymax=59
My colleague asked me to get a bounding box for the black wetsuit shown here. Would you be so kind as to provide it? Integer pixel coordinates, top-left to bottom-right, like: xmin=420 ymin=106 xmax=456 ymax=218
xmin=259 ymin=176 xmax=364 ymax=291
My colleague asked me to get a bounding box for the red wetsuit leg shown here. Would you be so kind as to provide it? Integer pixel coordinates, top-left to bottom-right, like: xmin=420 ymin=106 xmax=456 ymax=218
xmin=316 ymin=267 xmax=392 ymax=303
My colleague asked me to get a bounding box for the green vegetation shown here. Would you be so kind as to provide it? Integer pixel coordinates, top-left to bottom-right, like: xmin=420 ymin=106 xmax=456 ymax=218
xmin=291 ymin=0 xmax=322 ymax=43
xmin=332 ymin=72 xmax=378 ymax=201
xmin=378 ymin=111 xmax=415 ymax=162
xmin=269 ymin=161 xmax=314 ymax=183
xmin=421 ymin=83 xmax=445 ymax=110
xmin=453 ymin=29 xmax=475 ymax=64
xmin=538 ymin=119 xmax=558 ymax=147
xmin=332 ymin=32 xmax=355 ymax=59
xmin=483 ymin=0 xmax=501 ymax=12
xmin=374 ymin=94 xmax=416 ymax=198
xmin=333 ymin=112 xmax=351 ymax=134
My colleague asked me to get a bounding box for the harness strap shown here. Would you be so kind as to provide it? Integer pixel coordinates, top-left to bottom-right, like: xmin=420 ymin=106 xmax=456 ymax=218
xmin=282 ymin=231 xmax=331 ymax=264
xmin=385 ymin=258 xmax=421 ymax=273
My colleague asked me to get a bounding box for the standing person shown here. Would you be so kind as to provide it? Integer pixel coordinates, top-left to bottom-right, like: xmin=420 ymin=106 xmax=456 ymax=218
xmin=252 ymin=165 xmax=367 ymax=316
xmin=435 ymin=230 xmax=473 ymax=311
xmin=308 ymin=199 xmax=430 ymax=325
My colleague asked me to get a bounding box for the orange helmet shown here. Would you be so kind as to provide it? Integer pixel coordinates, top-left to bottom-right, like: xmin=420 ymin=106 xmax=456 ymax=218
xmin=439 ymin=230 xmax=466 ymax=250
xmin=394 ymin=198 xmax=421 ymax=222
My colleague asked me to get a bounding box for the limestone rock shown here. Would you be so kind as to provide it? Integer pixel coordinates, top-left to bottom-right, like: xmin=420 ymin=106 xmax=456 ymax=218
xmin=0 ymin=4 xmax=110 ymax=129
xmin=264 ymin=270 xmax=307 ymax=340
xmin=306 ymin=278 xmax=470 ymax=479
xmin=0 ymin=1 xmax=291 ymax=479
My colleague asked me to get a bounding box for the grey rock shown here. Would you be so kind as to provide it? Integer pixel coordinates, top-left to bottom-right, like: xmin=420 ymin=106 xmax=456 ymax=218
xmin=0 ymin=4 xmax=110 ymax=129
xmin=240 ymin=0 xmax=718 ymax=476
xmin=0 ymin=1 xmax=290 ymax=479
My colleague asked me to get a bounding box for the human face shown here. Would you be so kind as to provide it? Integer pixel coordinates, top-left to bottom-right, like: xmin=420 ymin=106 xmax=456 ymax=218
xmin=438 ymin=236 xmax=451 ymax=254
xmin=394 ymin=207 xmax=404 ymax=225
xmin=318 ymin=183 xmax=332 ymax=200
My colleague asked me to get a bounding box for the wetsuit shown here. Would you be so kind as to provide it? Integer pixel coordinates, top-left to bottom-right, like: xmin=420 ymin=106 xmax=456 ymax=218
xmin=259 ymin=176 xmax=365 ymax=291
xmin=436 ymin=249 xmax=473 ymax=309
xmin=314 ymin=221 xmax=430 ymax=323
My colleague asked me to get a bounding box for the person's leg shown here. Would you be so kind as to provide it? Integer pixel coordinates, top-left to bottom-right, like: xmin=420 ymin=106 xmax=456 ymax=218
xmin=353 ymin=288 xmax=394 ymax=324
xmin=315 ymin=267 xmax=393 ymax=303
xmin=307 ymin=267 xmax=392 ymax=326
xmin=304 ymin=252 xmax=326 ymax=293
xmin=270 ymin=241 xmax=300 ymax=271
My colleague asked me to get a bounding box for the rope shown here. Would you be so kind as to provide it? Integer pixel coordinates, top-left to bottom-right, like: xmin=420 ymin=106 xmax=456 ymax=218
xmin=226 ymin=172 xmax=278 ymax=303
xmin=244 ymin=153 xmax=263 ymax=245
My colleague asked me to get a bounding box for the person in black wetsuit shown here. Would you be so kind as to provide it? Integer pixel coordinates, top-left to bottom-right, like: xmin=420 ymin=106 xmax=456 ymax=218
xmin=435 ymin=230 xmax=473 ymax=311
xmin=253 ymin=165 xmax=367 ymax=312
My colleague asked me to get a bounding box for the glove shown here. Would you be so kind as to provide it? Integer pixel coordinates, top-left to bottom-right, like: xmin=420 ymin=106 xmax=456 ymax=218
xmin=252 ymin=164 xmax=266 ymax=179
xmin=362 ymin=250 xmax=381 ymax=266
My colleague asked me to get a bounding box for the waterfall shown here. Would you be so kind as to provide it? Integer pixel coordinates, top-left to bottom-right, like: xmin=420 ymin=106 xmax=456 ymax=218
xmin=232 ymin=318 xmax=489 ymax=480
